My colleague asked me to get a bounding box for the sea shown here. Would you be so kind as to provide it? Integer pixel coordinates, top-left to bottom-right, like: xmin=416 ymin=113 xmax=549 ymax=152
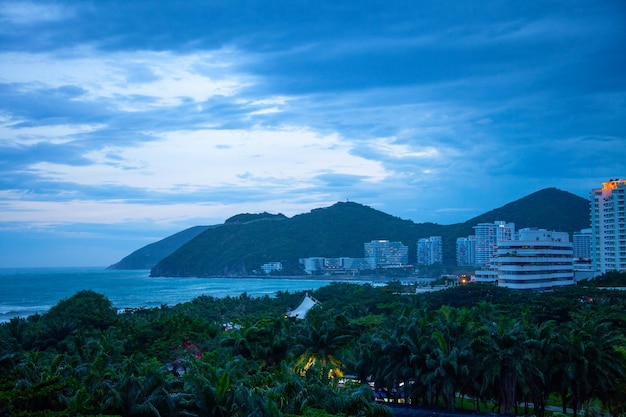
xmin=0 ymin=267 xmax=373 ymax=323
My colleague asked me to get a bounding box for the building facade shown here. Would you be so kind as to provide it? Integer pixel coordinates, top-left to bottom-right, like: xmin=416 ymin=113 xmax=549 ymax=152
xmin=299 ymin=256 xmax=376 ymax=275
xmin=364 ymin=240 xmax=409 ymax=267
xmin=573 ymin=228 xmax=592 ymax=260
xmin=456 ymin=235 xmax=476 ymax=266
xmin=473 ymin=221 xmax=515 ymax=266
xmin=261 ymin=261 xmax=283 ymax=274
xmin=591 ymin=179 xmax=626 ymax=274
xmin=494 ymin=228 xmax=574 ymax=290
xmin=417 ymin=236 xmax=443 ymax=265
xmin=472 ymin=266 xmax=498 ymax=284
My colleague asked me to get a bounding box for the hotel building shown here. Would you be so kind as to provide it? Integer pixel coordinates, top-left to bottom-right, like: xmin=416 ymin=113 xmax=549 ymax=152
xmin=495 ymin=228 xmax=574 ymax=290
xmin=591 ymin=179 xmax=626 ymax=274
xmin=364 ymin=240 xmax=409 ymax=267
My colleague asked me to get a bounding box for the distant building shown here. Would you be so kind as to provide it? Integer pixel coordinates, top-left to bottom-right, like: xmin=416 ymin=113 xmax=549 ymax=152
xmin=417 ymin=236 xmax=443 ymax=265
xmin=300 ymin=257 xmax=326 ymax=275
xmin=494 ymin=228 xmax=574 ymax=290
xmin=261 ymin=261 xmax=283 ymax=274
xmin=299 ymin=256 xmax=375 ymax=275
xmin=456 ymin=235 xmax=476 ymax=266
xmin=341 ymin=257 xmax=376 ymax=271
xmin=591 ymin=179 xmax=626 ymax=274
xmin=473 ymin=221 xmax=515 ymax=266
xmin=364 ymin=240 xmax=409 ymax=267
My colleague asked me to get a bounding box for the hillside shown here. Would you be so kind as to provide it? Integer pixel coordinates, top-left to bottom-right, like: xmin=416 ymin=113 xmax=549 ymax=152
xmin=107 ymin=225 xmax=212 ymax=270
xmin=440 ymin=187 xmax=590 ymax=264
xmin=150 ymin=202 xmax=445 ymax=276
xmin=149 ymin=188 xmax=590 ymax=277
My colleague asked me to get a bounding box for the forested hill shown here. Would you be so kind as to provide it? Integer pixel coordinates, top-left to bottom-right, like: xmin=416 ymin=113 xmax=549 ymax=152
xmin=150 ymin=202 xmax=446 ymax=276
xmin=149 ymin=187 xmax=590 ymax=277
xmin=107 ymin=225 xmax=213 ymax=270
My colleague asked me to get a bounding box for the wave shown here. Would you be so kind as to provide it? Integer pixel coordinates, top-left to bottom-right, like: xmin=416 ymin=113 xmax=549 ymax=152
xmin=0 ymin=304 xmax=53 ymax=322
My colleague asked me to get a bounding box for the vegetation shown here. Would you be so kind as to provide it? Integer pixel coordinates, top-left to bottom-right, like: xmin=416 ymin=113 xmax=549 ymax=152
xmin=150 ymin=188 xmax=589 ymax=277
xmin=2 ymin=272 xmax=626 ymax=417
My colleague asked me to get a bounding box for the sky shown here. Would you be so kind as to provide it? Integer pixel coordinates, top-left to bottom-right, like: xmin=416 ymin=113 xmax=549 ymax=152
xmin=1 ymin=0 xmax=625 ymax=267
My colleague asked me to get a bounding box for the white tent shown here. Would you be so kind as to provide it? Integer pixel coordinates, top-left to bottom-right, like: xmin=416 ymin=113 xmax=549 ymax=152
xmin=286 ymin=293 xmax=319 ymax=319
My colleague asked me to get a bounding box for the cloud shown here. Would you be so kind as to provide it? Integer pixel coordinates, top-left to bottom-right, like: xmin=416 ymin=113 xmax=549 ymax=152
xmin=0 ymin=0 xmax=624 ymax=266
xmin=0 ymin=49 xmax=249 ymax=111
xmin=0 ymin=1 xmax=74 ymax=25
xmin=25 ymin=127 xmax=388 ymax=191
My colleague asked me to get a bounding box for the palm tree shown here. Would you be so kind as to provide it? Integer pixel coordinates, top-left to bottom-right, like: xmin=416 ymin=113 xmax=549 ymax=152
xmin=182 ymin=359 xmax=238 ymax=417
xmin=420 ymin=306 xmax=473 ymax=410
xmin=292 ymin=319 xmax=352 ymax=381
xmin=99 ymin=355 xmax=182 ymax=417
xmin=473 ymin=314 xmax=538 ymax=415
xmin=552 ymin=314 xmax=626 ymax=417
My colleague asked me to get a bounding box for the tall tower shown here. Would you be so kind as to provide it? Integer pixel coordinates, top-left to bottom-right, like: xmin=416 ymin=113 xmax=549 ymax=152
xmin=591 ymin=179 xmax=626 ymax=274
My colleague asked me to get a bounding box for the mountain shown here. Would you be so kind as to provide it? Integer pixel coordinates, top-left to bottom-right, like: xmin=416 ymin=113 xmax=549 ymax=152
xmin=149 ymin=187 xmax=590 ymax=277
xmin=439 ymin=187 xmax=590 ymax=265
xmin=150 ymin=201 xmax=445 ymax=276
xmin=107 ymin=225 xmax=213 ymax=270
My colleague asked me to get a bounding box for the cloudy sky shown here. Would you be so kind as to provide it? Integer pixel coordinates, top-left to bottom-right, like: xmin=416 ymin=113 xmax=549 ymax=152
xmin=1 ymin=1 xmax=624 ymax=267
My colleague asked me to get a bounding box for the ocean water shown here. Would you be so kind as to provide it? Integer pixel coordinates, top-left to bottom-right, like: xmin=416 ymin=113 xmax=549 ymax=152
xmin=0 ymin=267 xmax=366 ymax=323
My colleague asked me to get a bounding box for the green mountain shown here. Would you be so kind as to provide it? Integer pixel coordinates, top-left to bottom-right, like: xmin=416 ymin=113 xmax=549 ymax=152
xmin=107 ymin=225 xmax=212 ymax=270
xmin=149 ymin=187 xmax=590 ymax=277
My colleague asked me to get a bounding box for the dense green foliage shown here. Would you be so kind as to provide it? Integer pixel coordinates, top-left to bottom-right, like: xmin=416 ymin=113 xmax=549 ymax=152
xmin=2 ymin=273 xmax=626 ymax=417
xmin=150 ymin=188 xmax=589 ymax=277
xmin=578 ymin=270 xmax=626 ymax=288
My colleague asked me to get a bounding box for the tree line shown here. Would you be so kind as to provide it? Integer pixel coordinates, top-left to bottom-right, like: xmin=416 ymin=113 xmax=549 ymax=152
xmin=1 ymin=273 xmax=626 ymax=417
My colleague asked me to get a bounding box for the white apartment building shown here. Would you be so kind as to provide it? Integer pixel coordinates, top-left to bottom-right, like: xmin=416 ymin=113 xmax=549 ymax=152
xmin=591 ymin=179 xmax=626 ymax=274
xmin=495 ymin=228 xmax=574 ymax=290
xmin=417 ymin=236 xmax=443 ymax=265
xmin=456 ymin=235 xmax=476 ymax=266
xmin=473 ymin=221 xmax=515 ymax=266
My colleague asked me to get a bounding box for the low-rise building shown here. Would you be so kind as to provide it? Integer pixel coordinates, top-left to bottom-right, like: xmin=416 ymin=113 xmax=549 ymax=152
xmin=299 ymin=256 xmax=376 ymax=275
xmin=261 ymin=261 xmax=283 ymax=274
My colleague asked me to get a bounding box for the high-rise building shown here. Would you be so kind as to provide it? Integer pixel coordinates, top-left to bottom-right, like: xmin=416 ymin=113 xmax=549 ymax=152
xmin=591 ymin=179 xmax=626 ymax=274
xmin=573 ymin=228 xmax=592 ymax=260
xmin=495 ymin=228 xmax=574 ymax=290
xmin=473 ymin=221 xmax=515 ymax=266
xmin=364 ymin=240 xmax=409 ymax=267
xmin=417 ymin=236 xmax=443 ymax=265
xmin=456 ymin=235 xmax=476 ymax=266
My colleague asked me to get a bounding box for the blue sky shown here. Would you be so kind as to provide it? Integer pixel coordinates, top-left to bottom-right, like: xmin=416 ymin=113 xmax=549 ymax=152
xmin=1 ymin=1 xmax=624 ymax=267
